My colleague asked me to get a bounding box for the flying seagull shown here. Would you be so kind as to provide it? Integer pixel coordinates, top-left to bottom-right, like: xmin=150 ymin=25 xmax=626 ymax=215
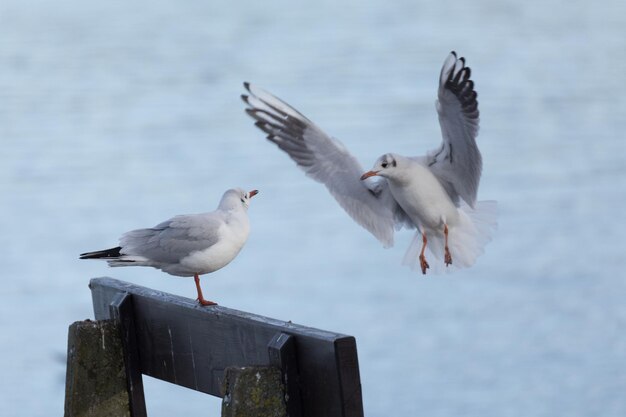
xmin=242 ymin=51 xmax=496 ymax=274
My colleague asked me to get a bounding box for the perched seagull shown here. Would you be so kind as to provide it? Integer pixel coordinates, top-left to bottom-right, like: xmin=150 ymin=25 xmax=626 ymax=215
xmin=242 ymin=51 xmax=496 ymax=274
xmin=80 ymin=188 xmax=259 ymax=305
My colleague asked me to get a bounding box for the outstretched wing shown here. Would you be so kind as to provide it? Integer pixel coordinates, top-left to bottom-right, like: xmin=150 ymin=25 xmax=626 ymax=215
xmin=428 ymin=51 xmax=482 ymax=208
xmin=242 ymin=83 xmax=412 ymax=247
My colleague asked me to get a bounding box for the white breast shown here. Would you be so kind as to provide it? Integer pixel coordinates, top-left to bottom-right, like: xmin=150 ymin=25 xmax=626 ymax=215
xmin=179 ymin=213 xmax=250 ymax=275
xmin=389 ymin=162 xmax=459 ymax=230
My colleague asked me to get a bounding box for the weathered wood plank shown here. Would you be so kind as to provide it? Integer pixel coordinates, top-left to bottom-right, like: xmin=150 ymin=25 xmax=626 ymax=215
xmin=90 ymin=277 xmax=364 ymax=417
xmin=64 ymin=320 xmax=131 ymax=417
xmin=221 ymin=366 xmax=286 ymax=417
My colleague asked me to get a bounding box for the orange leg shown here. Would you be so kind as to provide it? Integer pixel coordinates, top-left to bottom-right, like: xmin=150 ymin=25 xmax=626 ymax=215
xmin=444 ymin=224 xmax=452 ymax=267
xmin=419 ymin=233 xmax=430 ymax=275
xmin=194 ymin=273 xmax=217 ymax=306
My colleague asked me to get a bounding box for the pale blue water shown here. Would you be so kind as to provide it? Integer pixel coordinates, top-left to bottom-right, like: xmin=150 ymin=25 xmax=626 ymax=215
xmin=1 ymin=1 xmax=625 ymax=416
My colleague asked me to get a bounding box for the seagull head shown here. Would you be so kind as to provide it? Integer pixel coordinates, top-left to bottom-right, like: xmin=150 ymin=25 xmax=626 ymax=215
xmin=360 ymin=153 xmax=399 ymax=181
xmin=220 ymin=188 xmax=259 ymax=211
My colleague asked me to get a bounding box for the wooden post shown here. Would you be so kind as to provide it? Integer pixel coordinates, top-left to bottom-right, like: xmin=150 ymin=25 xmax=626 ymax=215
xmin=221 ymin=366 xmax=287 ymax=417
xmin=64 ymin=320 xmax=131 ymax=417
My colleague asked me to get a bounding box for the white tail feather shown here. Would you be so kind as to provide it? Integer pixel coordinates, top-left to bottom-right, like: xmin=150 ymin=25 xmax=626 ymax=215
xmin=402 ymin=200 xmax=498 ymax=274
xmin=106 ymin=255 xmax=151 ymax=268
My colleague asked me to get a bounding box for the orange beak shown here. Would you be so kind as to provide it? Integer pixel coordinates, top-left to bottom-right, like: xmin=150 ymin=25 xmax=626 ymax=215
xmin=249 ymin=189 xmax=259 ymax=198
xmin=360 ymin=171 xmax=379 ymax=180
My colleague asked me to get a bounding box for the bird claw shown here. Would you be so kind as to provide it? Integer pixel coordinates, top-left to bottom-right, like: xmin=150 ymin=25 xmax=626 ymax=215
xmin=197 ymin=298 xmax=217 ymax=306
xmin=444 ymin=247 xmax=452 ymax=267
xmin=419 ymin=255 xmax=430 ymax=275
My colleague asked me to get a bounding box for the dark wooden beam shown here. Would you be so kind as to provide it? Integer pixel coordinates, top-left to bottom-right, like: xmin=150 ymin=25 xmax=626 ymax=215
xmin=268 ymin=333 xmax=302 ymax=417
xmin=90 ymin=277 xmax=364 ymax=417
xmin=109 ymin=292 xmax=147 ymax=417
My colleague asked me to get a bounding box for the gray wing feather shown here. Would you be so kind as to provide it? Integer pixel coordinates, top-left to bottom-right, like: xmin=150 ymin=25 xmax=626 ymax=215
xmin=428 ymin=51 xmax=482 ymax=208
xmin=242 ymin=83 xmax=412 ymax=247
xmin=120 ymin=214 xmax=223 ymax=264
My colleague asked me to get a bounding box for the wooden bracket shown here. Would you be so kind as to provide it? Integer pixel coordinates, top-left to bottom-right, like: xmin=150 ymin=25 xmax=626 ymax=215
xmin=109 ymin=292 xmax=147 ymax=417
xmin=268 ymin=333 xmax=302 ymax=417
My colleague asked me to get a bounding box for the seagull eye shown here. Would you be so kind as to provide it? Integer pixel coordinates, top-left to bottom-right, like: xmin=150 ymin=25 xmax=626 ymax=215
xmin=381 ymin=162 xmax=388 ymax=168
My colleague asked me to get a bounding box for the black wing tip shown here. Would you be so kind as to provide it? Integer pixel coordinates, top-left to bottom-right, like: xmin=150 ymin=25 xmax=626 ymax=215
xmin=79 ymin=246 xmax=122 ymax=260
xmin=441 ymin=52 xmax=480 ymax=119
xmin=444 ymin=55 xmax=478 ymax=105
xmin=254 ymin=120 xmax=279 ymax=138
xmin=243 ymin=81 xmax=251 ymax=91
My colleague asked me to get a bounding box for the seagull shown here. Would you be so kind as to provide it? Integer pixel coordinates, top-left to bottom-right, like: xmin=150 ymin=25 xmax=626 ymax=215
xmin=80 ymin=188 xmax=259 ymax=305
xmin=242 ymin=51 xmax=496 ymax=274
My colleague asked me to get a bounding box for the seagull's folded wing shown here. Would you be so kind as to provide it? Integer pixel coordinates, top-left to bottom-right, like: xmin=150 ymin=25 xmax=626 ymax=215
xmin=242 ymin=83 xmax=411 ymax=247
xmin=120 ymin=214 xmax=223 ymax=263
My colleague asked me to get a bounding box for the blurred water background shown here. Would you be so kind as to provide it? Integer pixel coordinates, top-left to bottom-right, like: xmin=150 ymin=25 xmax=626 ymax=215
xmin=1 ymin=0 xmax=625 ymax=416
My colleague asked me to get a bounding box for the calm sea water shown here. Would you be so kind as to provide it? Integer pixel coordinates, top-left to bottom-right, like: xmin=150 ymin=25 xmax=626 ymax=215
xmin=1 ymin=1 xmax=625 ymax=416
